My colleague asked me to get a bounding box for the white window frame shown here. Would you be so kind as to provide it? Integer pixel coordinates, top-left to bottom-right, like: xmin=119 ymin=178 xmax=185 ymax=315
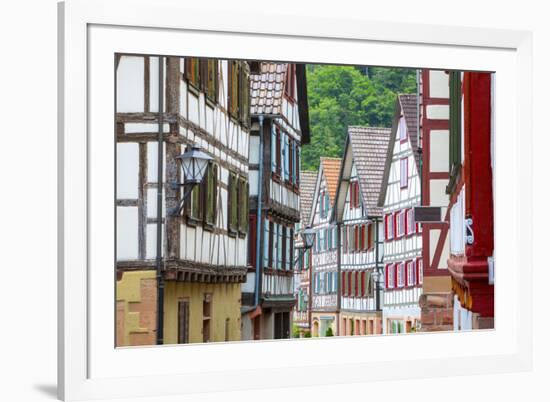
xmin=400 ymin=157 xmax=408 ymax=188
xmin=397 ymin=262 xmax=405 ymax=287
xmin=386 ymin=264 xmax=395 ymax=289
xmin=397 ymin=210 xmax=405 ymax=238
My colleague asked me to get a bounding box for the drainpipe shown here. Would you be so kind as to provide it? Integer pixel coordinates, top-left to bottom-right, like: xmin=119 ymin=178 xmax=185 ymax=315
xmin=254 ymin=116 xmax=265 ymax=307
xmin=416 ymin=69 xmax=423 ymax=204
xmin=155 ymin=56 xmax=165 ymax=345
xmin=374 ymin=217 xmax=381 ymax=312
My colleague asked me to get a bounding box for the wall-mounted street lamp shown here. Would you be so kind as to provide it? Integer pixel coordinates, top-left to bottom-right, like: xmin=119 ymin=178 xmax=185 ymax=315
xmin=294 ymin=227 xmax=316 ymax=268
xmin=169 ymin=144 xmax=213 ymax=216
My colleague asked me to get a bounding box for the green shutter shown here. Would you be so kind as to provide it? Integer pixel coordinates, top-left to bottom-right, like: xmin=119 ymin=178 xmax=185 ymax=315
xmin=448 ymin=71 xmax=462 ymax=194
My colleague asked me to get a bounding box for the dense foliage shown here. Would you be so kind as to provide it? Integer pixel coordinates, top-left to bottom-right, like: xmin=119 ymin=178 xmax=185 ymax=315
xmin=301 ymin=65 xmax=417 ymax=171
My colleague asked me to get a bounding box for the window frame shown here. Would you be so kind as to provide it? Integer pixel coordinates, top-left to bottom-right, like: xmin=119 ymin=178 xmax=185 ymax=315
xmin=400 ymin=157 xmax=408 ymax=189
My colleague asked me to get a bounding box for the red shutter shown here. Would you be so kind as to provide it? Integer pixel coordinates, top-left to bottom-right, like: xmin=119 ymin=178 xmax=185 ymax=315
xmin=404 ymin=210 xmax=409 ymax=235
xmin=385 ymin=264 xmax=389 ymax=288
xmin=367 ymin=224 xmax=373 ymax=249
xmin=404 ymin=261 xmax=409 ymax=287
xmin=355 ymin=271 xmax=359 ymax=296
xmin=348 ymin=271 xmax=353 ymax=296
xmin=394 ymin=264 xmax=398 ymax=288
xmin=393 ymin=212 xmax=398 ymax=239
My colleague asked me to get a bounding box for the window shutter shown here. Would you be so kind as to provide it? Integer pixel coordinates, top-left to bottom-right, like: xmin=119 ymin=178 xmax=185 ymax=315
xmin=417 ymin=258 xmax=423 ymax=285
xmin=404 ymin=261 xmax=409 ymax=287
xmin=393 ymin=213 xmax=398 ymax=239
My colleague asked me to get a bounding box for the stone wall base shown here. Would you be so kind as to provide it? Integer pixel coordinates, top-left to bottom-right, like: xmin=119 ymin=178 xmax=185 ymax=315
xmin=418 ymin=292 xmax=454 ymax=332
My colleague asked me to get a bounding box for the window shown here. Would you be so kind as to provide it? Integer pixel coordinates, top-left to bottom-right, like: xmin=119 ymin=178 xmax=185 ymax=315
xmin=185 ymin=57 xmax=200 ymax=88
xmin=354 ymin=225 xmax=359 ymax=251
xmin=332 ymin=271 xmax=338 ymax=293
xmin=204 ymin=163 xmax=218 ymax=226
xmin=283 ymin=135 xmax=290 ymax=181
xmin=271 ymin=126 xmax=277 ymax=173
xmin=263 ymin=219 xmax=270 ymax=267
xmin=325 ymin=192 xmax=330 ymax=218
xmin=348 ymin=271 xmax=353 ymax=296
xmin=203 ymin=59 xmax=219 ymax=103
xmin=448 ymin=70 xmax=462 ymax=194
xmin=397 ymin=263 xmax=405 ymax=287
xmin=386 ymin=264 xmax=394 ymax=289
xmin=239 ymin=63 xmax=250 ymax=127
xmin=360 ymin=224 xmax=366 ymax=250
xmin=360 ymin=271 xmax=366 ymax=297
xmin=289 ymin=140 xmax=296 ymax=184
xmin=406 ymin=208 xmax=415 ymax=235
xmin=417 ymin=257 xmax=423 ymax=285
xmin=349 ymin=181 xmax=360 ymax=209
xmin=228 ymin=172 xmax=239 ymax=233
xmin=407 ymin=260 xmax=417 ymax=286
xmin=277 ymin=223 xmax=283 ymax=269
xmin=185 ymin=170 xmax=204 ymax=223
xmin=399 ymin=116 xmax=407 ymax=142
xmin=396 ymin=210 xmax=406 ymax=238
xmin=238 ymin=177 xmax=249 ymax=235
xmin=400 ymin=157 xmax=408 ymax=188
xmin=367 ymin=224 xmax=373 ymax=249
xmin=284 ymin=63 xmax=296 ymax=101
xmin=385 ymin=213 xmax=394 ymax=240
xmin=342 ymin=271 xmax=348 ymax=296
xmin=202 ymin=294 xmax=211 ymax=343
xmin=342 ymin=226 xmax=348 ymax=252
xmin=228 ymin=61 xmax=240 ymax=118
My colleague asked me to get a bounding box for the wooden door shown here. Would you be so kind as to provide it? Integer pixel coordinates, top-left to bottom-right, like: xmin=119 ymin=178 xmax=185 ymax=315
xmin=177 ymin=300 xmax=189 ymax=344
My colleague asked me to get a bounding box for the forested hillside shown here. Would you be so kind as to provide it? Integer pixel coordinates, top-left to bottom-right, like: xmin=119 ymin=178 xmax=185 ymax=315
xmin=301 ymin=65 xmax=417 ymax=170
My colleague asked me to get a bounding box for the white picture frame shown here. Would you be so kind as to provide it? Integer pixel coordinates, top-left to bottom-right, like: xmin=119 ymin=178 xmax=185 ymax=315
xmin=58 ymin=0 xmax=533 ymax=400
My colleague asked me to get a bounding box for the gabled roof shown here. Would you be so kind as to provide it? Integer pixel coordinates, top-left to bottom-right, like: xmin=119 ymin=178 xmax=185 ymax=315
xmin=333 ymin=126 xmax=391 ymax=220
xmin=298 ymin=171 xmax=317 ymax=225
xmin=377 ymin=94 xmax=420 ymax=207
xmin=249 ymin=62 xmax=310 ymax=144
xmin=399 ymin=94 xmax=420 ymax=170
xmin=308 ymin=157 xmax=342 ymax=227
xmin=320 ymin=157 xmax=342 ymax=203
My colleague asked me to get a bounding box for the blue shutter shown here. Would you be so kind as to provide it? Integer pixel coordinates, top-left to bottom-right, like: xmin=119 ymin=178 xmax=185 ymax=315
xmin=271 ymin=126 xmax=277 ymax=173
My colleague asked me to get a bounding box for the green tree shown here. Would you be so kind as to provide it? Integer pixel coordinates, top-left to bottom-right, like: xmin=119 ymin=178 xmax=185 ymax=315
xmin=302 ymin=65 xmax=416 ymax=171
xmin=325 ymin=327 xmax=334 ymax=337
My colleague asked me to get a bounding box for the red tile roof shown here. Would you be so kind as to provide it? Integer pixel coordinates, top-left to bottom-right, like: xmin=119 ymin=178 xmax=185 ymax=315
xmin=320 ymin=157 xmax=342 ymax=204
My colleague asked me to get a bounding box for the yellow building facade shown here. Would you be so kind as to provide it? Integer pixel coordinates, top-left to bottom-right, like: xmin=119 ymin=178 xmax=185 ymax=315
xmin=116 ymin=270 xmax=157 ymax=347
xmin=163 ymin=281 xmax=242 ymax=344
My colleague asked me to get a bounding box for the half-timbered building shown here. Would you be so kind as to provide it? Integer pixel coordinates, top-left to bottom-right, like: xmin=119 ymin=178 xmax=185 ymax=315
xmin=292 ymin=170 xmax=317 ymax=337
xmin=417 ymin=69 xmax=454 ymax=332
xmin=333 ymin=127 xmax=390 ymax=336
xmin=446 ymin=71 xmax=494 ymax=330
xmin=115 ymin=55 xmax=251 ymax=345
xmin=241 ymin=62 xmax=310 ymax=340
xmin=378 ymin=94 xmax=423 ymax=334
xmin=309 ymin=158 xmax=341 ymax=337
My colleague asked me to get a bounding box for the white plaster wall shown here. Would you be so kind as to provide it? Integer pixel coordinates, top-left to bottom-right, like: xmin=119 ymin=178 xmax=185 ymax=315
xmin=116 ymin=206 xmax=139 ymax=260
xmin=116 ymin=143 xmax=139 ymax=199
xmin=116 ymin=56 xmax=144 ymax=113
xmin=429 ymin=130 xmax=450 ymax=172
xmin=429 ymin=70 xmax=450 ymax=98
